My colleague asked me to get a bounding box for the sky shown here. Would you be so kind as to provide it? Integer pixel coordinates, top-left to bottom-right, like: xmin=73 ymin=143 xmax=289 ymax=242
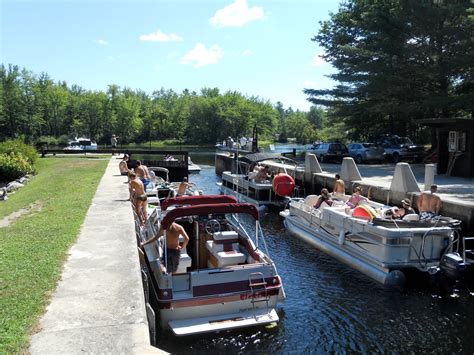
xmin=1 ymin=0 xmax=340 ymax=112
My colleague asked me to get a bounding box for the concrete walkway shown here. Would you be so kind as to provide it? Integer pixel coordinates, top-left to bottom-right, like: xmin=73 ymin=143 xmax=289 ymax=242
xmin=30 ymin=158 xmax=162 ymax=354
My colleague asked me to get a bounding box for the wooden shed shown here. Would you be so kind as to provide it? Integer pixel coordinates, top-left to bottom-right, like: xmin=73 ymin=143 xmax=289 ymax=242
xmin=420 ymin=118 xmax=474 ymax=178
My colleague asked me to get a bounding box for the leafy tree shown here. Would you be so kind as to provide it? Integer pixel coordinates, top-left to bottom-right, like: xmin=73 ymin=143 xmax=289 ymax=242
xmin=305 ymin=0 xmax=474 ymax=140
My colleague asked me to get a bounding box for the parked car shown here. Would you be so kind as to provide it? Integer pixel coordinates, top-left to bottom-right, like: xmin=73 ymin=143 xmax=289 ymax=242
xmin=309 ymin=142 xmax=350 ymax=163
xmin=373 ymin=135 xmax=425 ymax=163
xmin=347 ymin=142 xmax=385 ymax=164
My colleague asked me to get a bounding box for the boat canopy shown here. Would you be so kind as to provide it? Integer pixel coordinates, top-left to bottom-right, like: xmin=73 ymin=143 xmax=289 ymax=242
xmin=239 ymin=153 xmax=297 ymax=165
xmin=161 ymin=203 xmax=259 ymax=229
xmin=161 ymin=195 xmax=237 ymax=211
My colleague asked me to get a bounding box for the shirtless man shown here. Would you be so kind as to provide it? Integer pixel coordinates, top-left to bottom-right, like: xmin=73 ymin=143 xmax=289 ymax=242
xmin=129 ymin=171 xmax=148 ymax=224
xmin=417 ymin=184 xmax=442 ymax=220
xmin=135 ymin=160 xmax=151 ymax=191
xmin=141 ymin=222 xmax=189 ymax=274
xmin=119 ymin=154 xmax=129 ymax=175
xmin=333 ymin=174 xmax=345 ymax=197
xmin=177 ymin=177 xmax=193 ymax=195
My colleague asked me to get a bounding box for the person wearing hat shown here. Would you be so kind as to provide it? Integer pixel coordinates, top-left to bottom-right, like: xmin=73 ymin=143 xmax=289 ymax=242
xmin=393 ymin=198 xmax=416 ymax=219
xmin=314 ymin=188 xmax=334 ymax=209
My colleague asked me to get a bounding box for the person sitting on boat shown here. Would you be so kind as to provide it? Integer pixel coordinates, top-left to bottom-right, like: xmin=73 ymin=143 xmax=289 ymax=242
xmin=417 ymin=184 xmax=442 ymax=220
xmin=332 ymin=174 xmax=345 ymax=198
xmin=141 ymin=222 xmax=189 ymax=274
xmin=119 ymin=154 xmax=130 ymax=176
xmin=129 ymin=171 xmax=148 ymax=225
xmin=177 ymin=177 xmax=194 ymax=195
xmin=393 ymin=198 xmax=416 ymax=219
xmin=255 ymin=165 xmax=271 ymax=183
xmin=135 ymin=160 xmax=151 ymax=191
xmin=314 ymin=188 xmax=334 ymax=209
xmin=345 ymin=186 xmax=367 ymax=208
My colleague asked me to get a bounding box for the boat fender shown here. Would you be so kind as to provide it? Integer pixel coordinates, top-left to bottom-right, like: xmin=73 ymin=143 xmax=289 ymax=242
xmin=384 ymin=270 xmax=406 ymax=291
xmin=338 ymin=230 xmax=345 ymax=245
xmin=272 ymin=173 xmax=295 ymax=197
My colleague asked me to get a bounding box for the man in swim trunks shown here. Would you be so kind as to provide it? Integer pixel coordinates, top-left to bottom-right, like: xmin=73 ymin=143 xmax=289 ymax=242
xmin=119 ymin=154 xmax=129 ymax=175
xmin=141 ymin=222 xmax=189 ymax=274
xmin=332 ymin=174 xmax=345 ymax=198
xmin=135 ymin=160 xmax=151 ymax=191
xmin=417 ymin=184 xmax=442 ymax=220
xmin=129 ymin=171 xmax=148 ymax=224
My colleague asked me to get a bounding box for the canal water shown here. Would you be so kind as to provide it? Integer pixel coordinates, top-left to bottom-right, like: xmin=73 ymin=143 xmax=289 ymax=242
xmin=155 ymin=157 xmax=474 ymax=354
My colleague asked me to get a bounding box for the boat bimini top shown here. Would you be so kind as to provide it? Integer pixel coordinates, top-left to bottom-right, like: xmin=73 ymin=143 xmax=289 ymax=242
xmin=239 ymin=153 xmax=297 ymax=165
xmin=160 ymin=195 xmax=238 ymax=211
xmin=161 ymin=203 xmax=259 ymax=229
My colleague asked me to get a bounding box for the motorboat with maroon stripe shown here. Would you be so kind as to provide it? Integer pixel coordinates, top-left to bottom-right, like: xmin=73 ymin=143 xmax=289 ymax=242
xmin=139 ymin=198 xmax=285 ymax=336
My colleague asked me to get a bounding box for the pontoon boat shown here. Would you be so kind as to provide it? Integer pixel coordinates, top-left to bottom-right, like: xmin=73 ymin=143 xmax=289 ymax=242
xmin=280 ymin=194 xmax=466 ymax=288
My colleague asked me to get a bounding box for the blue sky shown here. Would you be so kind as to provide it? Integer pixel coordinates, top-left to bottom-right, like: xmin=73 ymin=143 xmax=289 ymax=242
xmin=1 ymin=0 xmax=339 ymax=111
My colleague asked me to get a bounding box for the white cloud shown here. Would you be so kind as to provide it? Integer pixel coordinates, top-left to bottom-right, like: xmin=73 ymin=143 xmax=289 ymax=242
xmin=180 ymin=43 xmax=223 ymax=68
xmin=139 ymin=29 xmax=183 ymax=42
xmin=311 ymin=51 xmax=326 ymax=66
xmin=242 ymin=49 xmax=253 ymax=56
xmin=210 ymin=0 xmax=264 ymax=28
xmin=97 ymin=39 xmax=108 ymax=45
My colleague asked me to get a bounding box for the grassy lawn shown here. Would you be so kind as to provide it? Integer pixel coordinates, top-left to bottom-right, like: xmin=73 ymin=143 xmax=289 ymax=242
xmin=0 ymin=157 xmax=108 ymax=354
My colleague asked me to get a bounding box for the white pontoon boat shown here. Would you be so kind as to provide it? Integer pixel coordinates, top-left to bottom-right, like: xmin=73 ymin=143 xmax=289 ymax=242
xmin=280 ymin=194 xmax=465 ymax=288
xmin=217 ymin=153 xmax=298 ymax=210
xmin=140 ymin=196 xmax=285 ymax=335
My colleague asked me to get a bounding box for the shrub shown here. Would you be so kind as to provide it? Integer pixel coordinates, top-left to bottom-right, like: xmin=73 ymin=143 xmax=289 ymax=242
xmin=0 ymin=139 xmax=38 ymax=165
xmin=37 ymin=135 xmax=58 ymax=146
xmin=57 ymin=135 xmax=70 ymax=146
xmin=0 ymin=152 xmax=36 ymax=182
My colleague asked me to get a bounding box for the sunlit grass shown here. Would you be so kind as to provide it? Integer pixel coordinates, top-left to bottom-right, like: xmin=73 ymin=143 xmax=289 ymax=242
xmin=0 ymin=157 xmax=108 ymax=354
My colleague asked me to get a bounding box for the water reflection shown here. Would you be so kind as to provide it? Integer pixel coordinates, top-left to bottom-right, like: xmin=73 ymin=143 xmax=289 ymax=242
xmin=156 ymin=165 xmax=474 ymax=354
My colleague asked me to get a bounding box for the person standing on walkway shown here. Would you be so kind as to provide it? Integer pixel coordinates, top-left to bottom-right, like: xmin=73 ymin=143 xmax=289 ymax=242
xmin=111 ymin=134 xmax=119 ymax=155
xmin=417 ymin=184 xmax=442 ymax=220
xmin=135 ymin=160 xmax=151 ymax=191
xmin=129 ymin=171 xmax=148 ymax=224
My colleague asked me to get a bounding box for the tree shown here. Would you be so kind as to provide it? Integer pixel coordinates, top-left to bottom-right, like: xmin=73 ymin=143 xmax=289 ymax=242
xmin=305 ymin=0 xmax=474 ymax=140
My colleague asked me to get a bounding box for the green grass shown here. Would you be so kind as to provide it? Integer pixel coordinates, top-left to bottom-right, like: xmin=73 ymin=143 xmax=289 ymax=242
xmin=0 ymin=157 xmax=108 ymax=354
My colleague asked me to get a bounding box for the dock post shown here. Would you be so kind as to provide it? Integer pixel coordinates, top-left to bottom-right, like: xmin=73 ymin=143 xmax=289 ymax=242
xmin=390 ymin=163 xmax=421 ymax=193
xmin=424 ymin=164 xmax=436 ymax=191
xmin=340 ymin=157 xmax=362 ymax=183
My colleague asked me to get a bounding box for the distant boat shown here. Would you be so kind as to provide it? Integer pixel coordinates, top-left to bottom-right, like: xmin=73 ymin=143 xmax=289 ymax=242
xmin=63 ymin=137 xmax=97 ymax=151
xmin=188 ymin=156 xmax=201 ymax=173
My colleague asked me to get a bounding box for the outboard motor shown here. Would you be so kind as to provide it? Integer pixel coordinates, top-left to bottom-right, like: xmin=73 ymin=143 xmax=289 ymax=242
xmin=439 ymin=252 xmax=467 ymax=281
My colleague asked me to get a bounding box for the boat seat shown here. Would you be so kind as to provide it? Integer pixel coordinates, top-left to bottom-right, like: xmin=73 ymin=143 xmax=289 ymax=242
xmin=304 ymin=195 xmax=319 ymax=207
xmin=176 ymin=251 xmax=192 ymax=273
xmin=207 ymin=231 xmax=245 ymax=267
xmin=402 ymin=213 xmax=420 ymax=222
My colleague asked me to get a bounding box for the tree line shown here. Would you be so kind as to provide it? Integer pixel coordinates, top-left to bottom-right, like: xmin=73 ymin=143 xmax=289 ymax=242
xmin=305 ymin=0 xmax=474 ymax=141
xmin=0 ymin=65 xmax=327 ymax=146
